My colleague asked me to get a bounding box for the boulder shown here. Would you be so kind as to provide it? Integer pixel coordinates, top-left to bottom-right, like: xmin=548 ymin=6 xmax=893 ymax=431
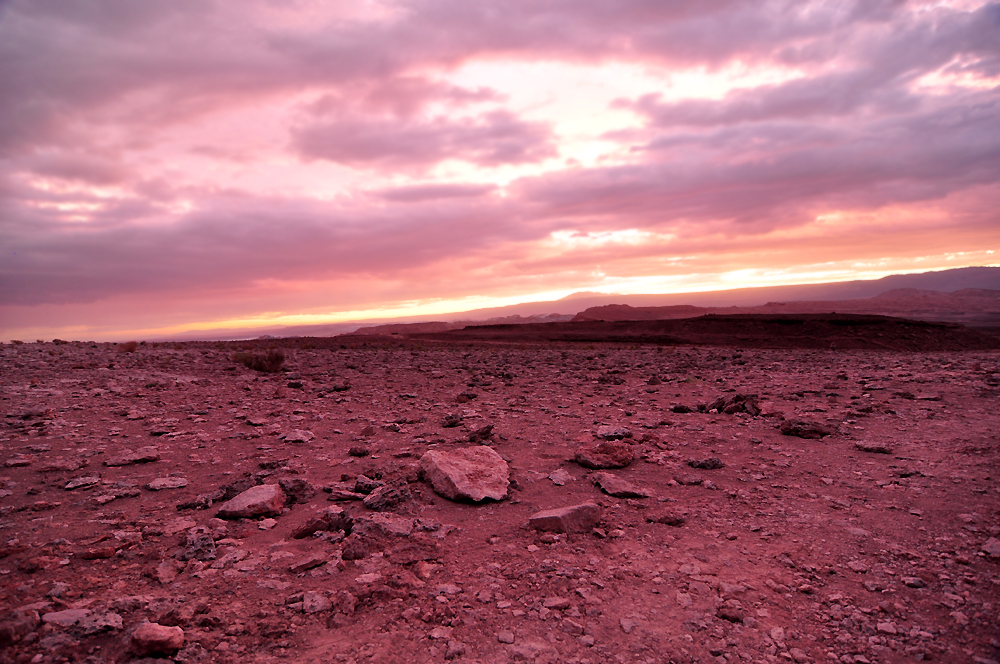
xmin=420 ymin=447 xmax=509 ymax=502
xmin=528 ymin=503 xmax=602 ymax=533
xmin=131 ymin=622 xmax=184 ymax=655
xmin=574 ymin=440 xmax=634 ymax=469
xmin=216 ymin=483 xmax=285 ymax=519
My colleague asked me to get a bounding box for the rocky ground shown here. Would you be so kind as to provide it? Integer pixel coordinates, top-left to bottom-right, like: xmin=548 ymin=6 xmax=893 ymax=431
xmin=1 ymin=336 xmax=999 ymax=664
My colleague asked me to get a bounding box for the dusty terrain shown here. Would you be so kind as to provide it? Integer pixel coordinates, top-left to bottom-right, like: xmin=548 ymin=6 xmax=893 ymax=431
xmin=1 ymin=329 xmax=999 ymax=664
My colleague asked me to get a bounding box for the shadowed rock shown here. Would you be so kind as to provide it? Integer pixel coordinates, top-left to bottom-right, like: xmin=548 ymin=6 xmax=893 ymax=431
xmin=216 ymin=484 xmax=285 ymax=519
xmin=528 ymin=503 xmax=602 ymax=533
xmin=855 ymin=441 xmax=893 ymax=454
xmin=780 ymin=419 xmax=836 ymax=439
xmin=131 ymin=622 xmax=184 ymax=656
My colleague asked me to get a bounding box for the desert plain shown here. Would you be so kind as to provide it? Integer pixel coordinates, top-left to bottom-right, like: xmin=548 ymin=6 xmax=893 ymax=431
xmin=1 ymin=328 xmax=998 ymax=664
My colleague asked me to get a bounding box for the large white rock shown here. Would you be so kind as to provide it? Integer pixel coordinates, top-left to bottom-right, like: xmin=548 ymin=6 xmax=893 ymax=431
xmin=420 ymin=447 xmax=509 ymax=502
xmin=216 ymin=483 xmax=285 ymax=519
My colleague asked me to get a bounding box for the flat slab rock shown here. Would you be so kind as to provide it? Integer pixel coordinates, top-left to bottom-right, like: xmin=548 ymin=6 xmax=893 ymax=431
xmin=146 ymin=477 xmax=189 ymax=491
xmin=855 ymin=441 xmax=894 ymax=454
xmin=592 ymin=472 xmax=649 ymax=498
xmin=529 ymin=502 xmax=602 ymax=533
xmin=420 ymin=446 xmax=509 ymax=502
xmin=216 ymin=483 xmax=286 ymax=519
xmin=104 ymin=446 xmax=161 ymax=467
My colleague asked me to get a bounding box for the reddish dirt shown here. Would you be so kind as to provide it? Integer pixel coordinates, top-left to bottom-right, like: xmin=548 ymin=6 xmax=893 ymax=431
xmin=1 ymin=334 xmax=999 ymax=664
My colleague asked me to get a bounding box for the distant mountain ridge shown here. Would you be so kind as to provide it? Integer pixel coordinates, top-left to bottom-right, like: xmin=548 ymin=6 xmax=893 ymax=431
xmin=155 ymin=266 xmax=1000 ymax=340
xmin=571 ymin=287 xmax=1000 ymax=329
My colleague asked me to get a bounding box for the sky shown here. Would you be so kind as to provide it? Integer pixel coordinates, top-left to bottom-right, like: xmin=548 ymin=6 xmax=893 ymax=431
xmin=1 ymin=0 xmax=999 ymax=342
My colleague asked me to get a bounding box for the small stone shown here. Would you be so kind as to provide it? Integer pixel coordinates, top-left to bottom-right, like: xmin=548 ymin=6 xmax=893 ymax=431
xmin=146 ymin=477 xmax=189 ymax=491
xmin=716 ymin=606 xmax=744 ymax=623
xmin=780 ymin=419 xmax=836 ymax=439
xmin=902 ymin=576 xmax=926 ymax=588
xmin=596 ymin=425 xmax=632 ymax=440
xmin=65 ymin=476 xmax=101 ymax=490
xmin=216 ymin=483 xmax=286 ymax=519
xmin=283 ymin=429 xmax=314 ymax=444
xmin=429 ymin=626 xmax=453 ymax=640
xmin=855 ymin=441 xmax=893 ymax=454
xmin=156 ymin=560 xmax=178 ymax=584
xmin=687 ymin=457 xmax=725 ymax=470
xmin=42 ymin=609 xmax=91 ymax=628
xmin=355 ymin=572 xmax=384 ymax=584
xmin=302 ymin=591 xmax=331 ymax=614
xmin=131 ymin=622 xmax=184 ymax=655
xmin=289 ymin=553 xmax=327 ymax=573
xmin=574 ymin=440 xmax=634 ymax=469
xmin=468 ymin=424 xmax=494 ymax=443
xmin=445 ymin=641 xmax=466 ymax=660
xmin=363 ymin=481 xmax=412 ymax=511
xmin=278 ymin=477 xmax=316 ymax=504
xmin=789 ymin=648 xmax=809 ymax=663
xmin=542 ymin=597 xmax=570 ymax=610
xmin=647 ymin=510 xmax=685 ymax=527
xmin=592 ymin=472 xmax=649 ymax=498
xmin=982 ymin=537 xmax=1000 ymax=557
xmin=497 ymin=630 xmax=515 ymax=644
xmin=877 ymin=621 xmax=897 ymax=635
xmin=548 ymin=468 xmax=573 ymax=486
xmin=104 ymin=446 xmax=161 ymax=467
xmin=528 ymin=503 xmax=601 ymax=533
xmin=673 ymin=473 xmax=703 ymax=486
xmin=619 ymin=617 xmax=638 ymax=634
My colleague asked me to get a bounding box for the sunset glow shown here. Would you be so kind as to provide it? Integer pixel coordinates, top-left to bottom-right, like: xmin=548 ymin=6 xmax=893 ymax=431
xmin=2 ymin=0 xmax=998 ymax=341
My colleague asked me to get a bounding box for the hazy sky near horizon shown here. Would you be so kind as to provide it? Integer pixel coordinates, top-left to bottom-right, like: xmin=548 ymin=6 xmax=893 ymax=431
xmin=2 ymin=0 xmax=999 ymax=340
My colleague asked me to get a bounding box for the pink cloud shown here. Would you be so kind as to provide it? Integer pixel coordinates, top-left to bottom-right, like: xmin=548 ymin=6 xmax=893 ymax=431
xmin=293 ymin=111 xmax=555 ymax=169
xmin=1 ymin=0 xmax=998 ymax=339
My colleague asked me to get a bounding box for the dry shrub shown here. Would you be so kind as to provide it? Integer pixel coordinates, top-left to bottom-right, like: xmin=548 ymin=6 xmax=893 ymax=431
xmin=232 ymin=349 xmax=285 ymax=373
xmin=117 ymin=341 xmax=139 ymax=353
